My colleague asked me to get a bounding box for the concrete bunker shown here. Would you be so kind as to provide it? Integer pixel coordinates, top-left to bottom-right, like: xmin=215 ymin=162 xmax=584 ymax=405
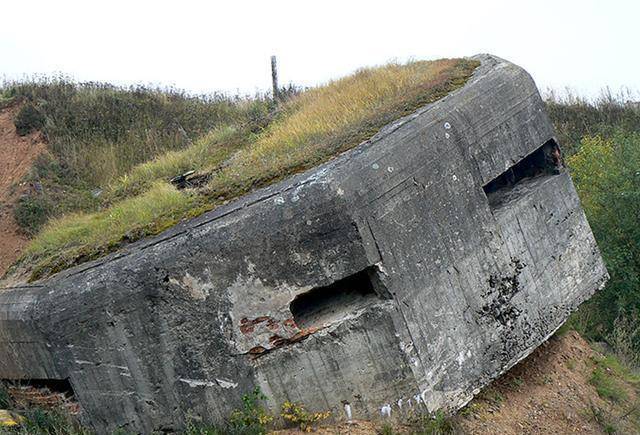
xmin=0 ymin=55 xmax=608 ymax=434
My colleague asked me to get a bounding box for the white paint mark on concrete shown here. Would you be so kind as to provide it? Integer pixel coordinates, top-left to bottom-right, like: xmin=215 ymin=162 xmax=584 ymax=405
xmin=372 ymin=163 xmax=380 ymax=170
xmin=444 ymin=122 xmax=451 ymax=129
xmin=421 ymin=390 xmax=429 ymax=405
xmin=445 ymin=132 xmax=450 ymax=139
xmin=344 ymin=403 xmax=352 ymax=422
xmin=274 ymin=196 xmax=285 ymax=205
xmin=387 ymin=166 xmax=394 ymax=173
xmin=179 ymin=378 xmax=217 ymax=388
xmin=179 ymin=377 xmax=238 ymax=389
xmin=215 ymin=378 xmax=238 ymax=389
xmin=381 ymin=404 xmax=392 ymax=418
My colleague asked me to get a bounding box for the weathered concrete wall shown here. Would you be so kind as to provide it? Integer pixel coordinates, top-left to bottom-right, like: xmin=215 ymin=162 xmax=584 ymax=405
xmin=0 ymin=54 xmax=607 ymax=434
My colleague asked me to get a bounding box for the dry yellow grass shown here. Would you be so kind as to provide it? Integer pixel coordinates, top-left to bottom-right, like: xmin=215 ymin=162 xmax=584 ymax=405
xmin=19 ymin=58 xmax=478 ymax=281
xmin=207 ymin=59 xmax=477 ymax=197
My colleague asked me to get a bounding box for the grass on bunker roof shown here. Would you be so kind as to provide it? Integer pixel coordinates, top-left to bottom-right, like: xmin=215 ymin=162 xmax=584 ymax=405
xmin=16 ymin=58 xmax=479 ymax=281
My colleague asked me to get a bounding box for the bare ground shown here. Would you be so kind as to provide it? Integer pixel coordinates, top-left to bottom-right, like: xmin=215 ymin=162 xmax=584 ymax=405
xmin=0 ymin=104 xmax=46 ymax=276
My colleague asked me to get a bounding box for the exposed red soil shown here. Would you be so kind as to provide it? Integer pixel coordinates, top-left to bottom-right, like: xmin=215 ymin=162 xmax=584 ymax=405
xmin=0 ymin=104 xmax=46 ymax=276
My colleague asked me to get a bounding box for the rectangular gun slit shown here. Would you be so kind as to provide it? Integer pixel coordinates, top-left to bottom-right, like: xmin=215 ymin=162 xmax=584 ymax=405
xmin=289 ymin=267 xmax=385 ymax=329
xmin=483 ymin=139 xmax=561 ymax=209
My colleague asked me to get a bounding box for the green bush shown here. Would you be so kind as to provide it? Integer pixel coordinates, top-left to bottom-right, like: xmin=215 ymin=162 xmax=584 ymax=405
xmin=565 ymin=131 xmax=640 ymax=362
xmin=183 ymin=388 xmax=273 ymax=435
xmin=13 ymin=103 xmax=44 ymax=136
xmin=545 ymin=91 xmax=640 ymax=156
xmin=0 ymin=407 xmax=89 ymax=435
xmin=228 ymin=387 xmax=273 ymax=434
xmin=13 ymin=195 xmax=51 ymax=236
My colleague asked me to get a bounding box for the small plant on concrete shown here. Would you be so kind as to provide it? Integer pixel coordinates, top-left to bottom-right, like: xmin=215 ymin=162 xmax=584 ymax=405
xmin=280 ymin=400 xmax=330 ymax=432
xmin=228 ymin=387 xmax=273 ymax=434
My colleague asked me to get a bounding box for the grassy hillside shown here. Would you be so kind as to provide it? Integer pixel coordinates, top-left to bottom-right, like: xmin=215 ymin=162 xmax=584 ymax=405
xmin=0 ymin=78 xmax=274 ymax=236
xmin=3 ymin=58 xmax=479 ymax=281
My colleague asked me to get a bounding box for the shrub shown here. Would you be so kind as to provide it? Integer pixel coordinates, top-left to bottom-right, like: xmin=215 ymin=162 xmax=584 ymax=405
xmin=13 ymin=195 xmax=52 ymax=236
xmin=13 ymin=103 xmax=44 ymax=136
xmin=0 ymin=407 xmax=89 ymax=435
xmin=280 ymin=401 xmax=330 ymax=432
xmin=545 ymin=90 xmax=640 ymax=156
xmin=566 ymin=132 xmax=640 ymax=360
xmin=228 ymin=388 xmax=273 ymax=435
xmin=184 ymin=418 xmax=225 ymax=435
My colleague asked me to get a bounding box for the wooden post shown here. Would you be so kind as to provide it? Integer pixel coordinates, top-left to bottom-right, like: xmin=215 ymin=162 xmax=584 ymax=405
xmin=271 ymin=55 xmax=279 ymax=102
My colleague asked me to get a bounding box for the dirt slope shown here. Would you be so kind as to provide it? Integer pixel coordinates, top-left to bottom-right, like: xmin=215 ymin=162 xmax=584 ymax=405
xmin=0 ymin=104 xmax=46 ymax=276
xmin=454 ymin=331 xmax=639 ymax=434
xmin=274 ymin=332 xmax=640 ymax=434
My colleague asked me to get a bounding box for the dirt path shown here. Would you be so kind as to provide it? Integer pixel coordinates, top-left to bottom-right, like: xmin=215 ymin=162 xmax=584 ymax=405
xmin=0 ymin=104 xmax=46 ymax=276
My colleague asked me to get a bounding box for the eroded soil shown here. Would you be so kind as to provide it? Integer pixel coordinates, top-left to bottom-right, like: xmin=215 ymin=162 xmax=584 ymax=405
xmin=0 ymin=104 xmax=46 ymax=276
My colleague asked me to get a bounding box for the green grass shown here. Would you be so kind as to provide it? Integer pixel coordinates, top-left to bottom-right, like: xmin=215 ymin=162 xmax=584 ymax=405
xmin=106 ymin=125 xmax=249 ymax=201
xmin=410 ymin=410 xmax=457 ymax=435
xmin=588 ymin=353 xmax=640 ymax=404
xmin=14 ymin=58 xmax=478 ymax=281
xmin=591 ymin=366 xmax=628 ymax=402
xmin=26 ymin=182 xmax=199 ymax=279
xmin=1 ymin=78 xmax=275 ymax=240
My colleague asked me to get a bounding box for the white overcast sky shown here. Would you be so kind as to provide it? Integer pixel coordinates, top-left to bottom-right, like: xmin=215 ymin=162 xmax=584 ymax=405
xmin=1 ymin=0 xmax=638 ymax=98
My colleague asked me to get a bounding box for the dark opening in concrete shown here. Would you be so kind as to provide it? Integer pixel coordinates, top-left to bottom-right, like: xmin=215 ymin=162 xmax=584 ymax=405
xmin=290 ymin=268 xmax=384 ymax=329
xmin=2 ymin=378 xmax=77 ymax=408
xmin=483 ymin=139 xmax=561 ymax=208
